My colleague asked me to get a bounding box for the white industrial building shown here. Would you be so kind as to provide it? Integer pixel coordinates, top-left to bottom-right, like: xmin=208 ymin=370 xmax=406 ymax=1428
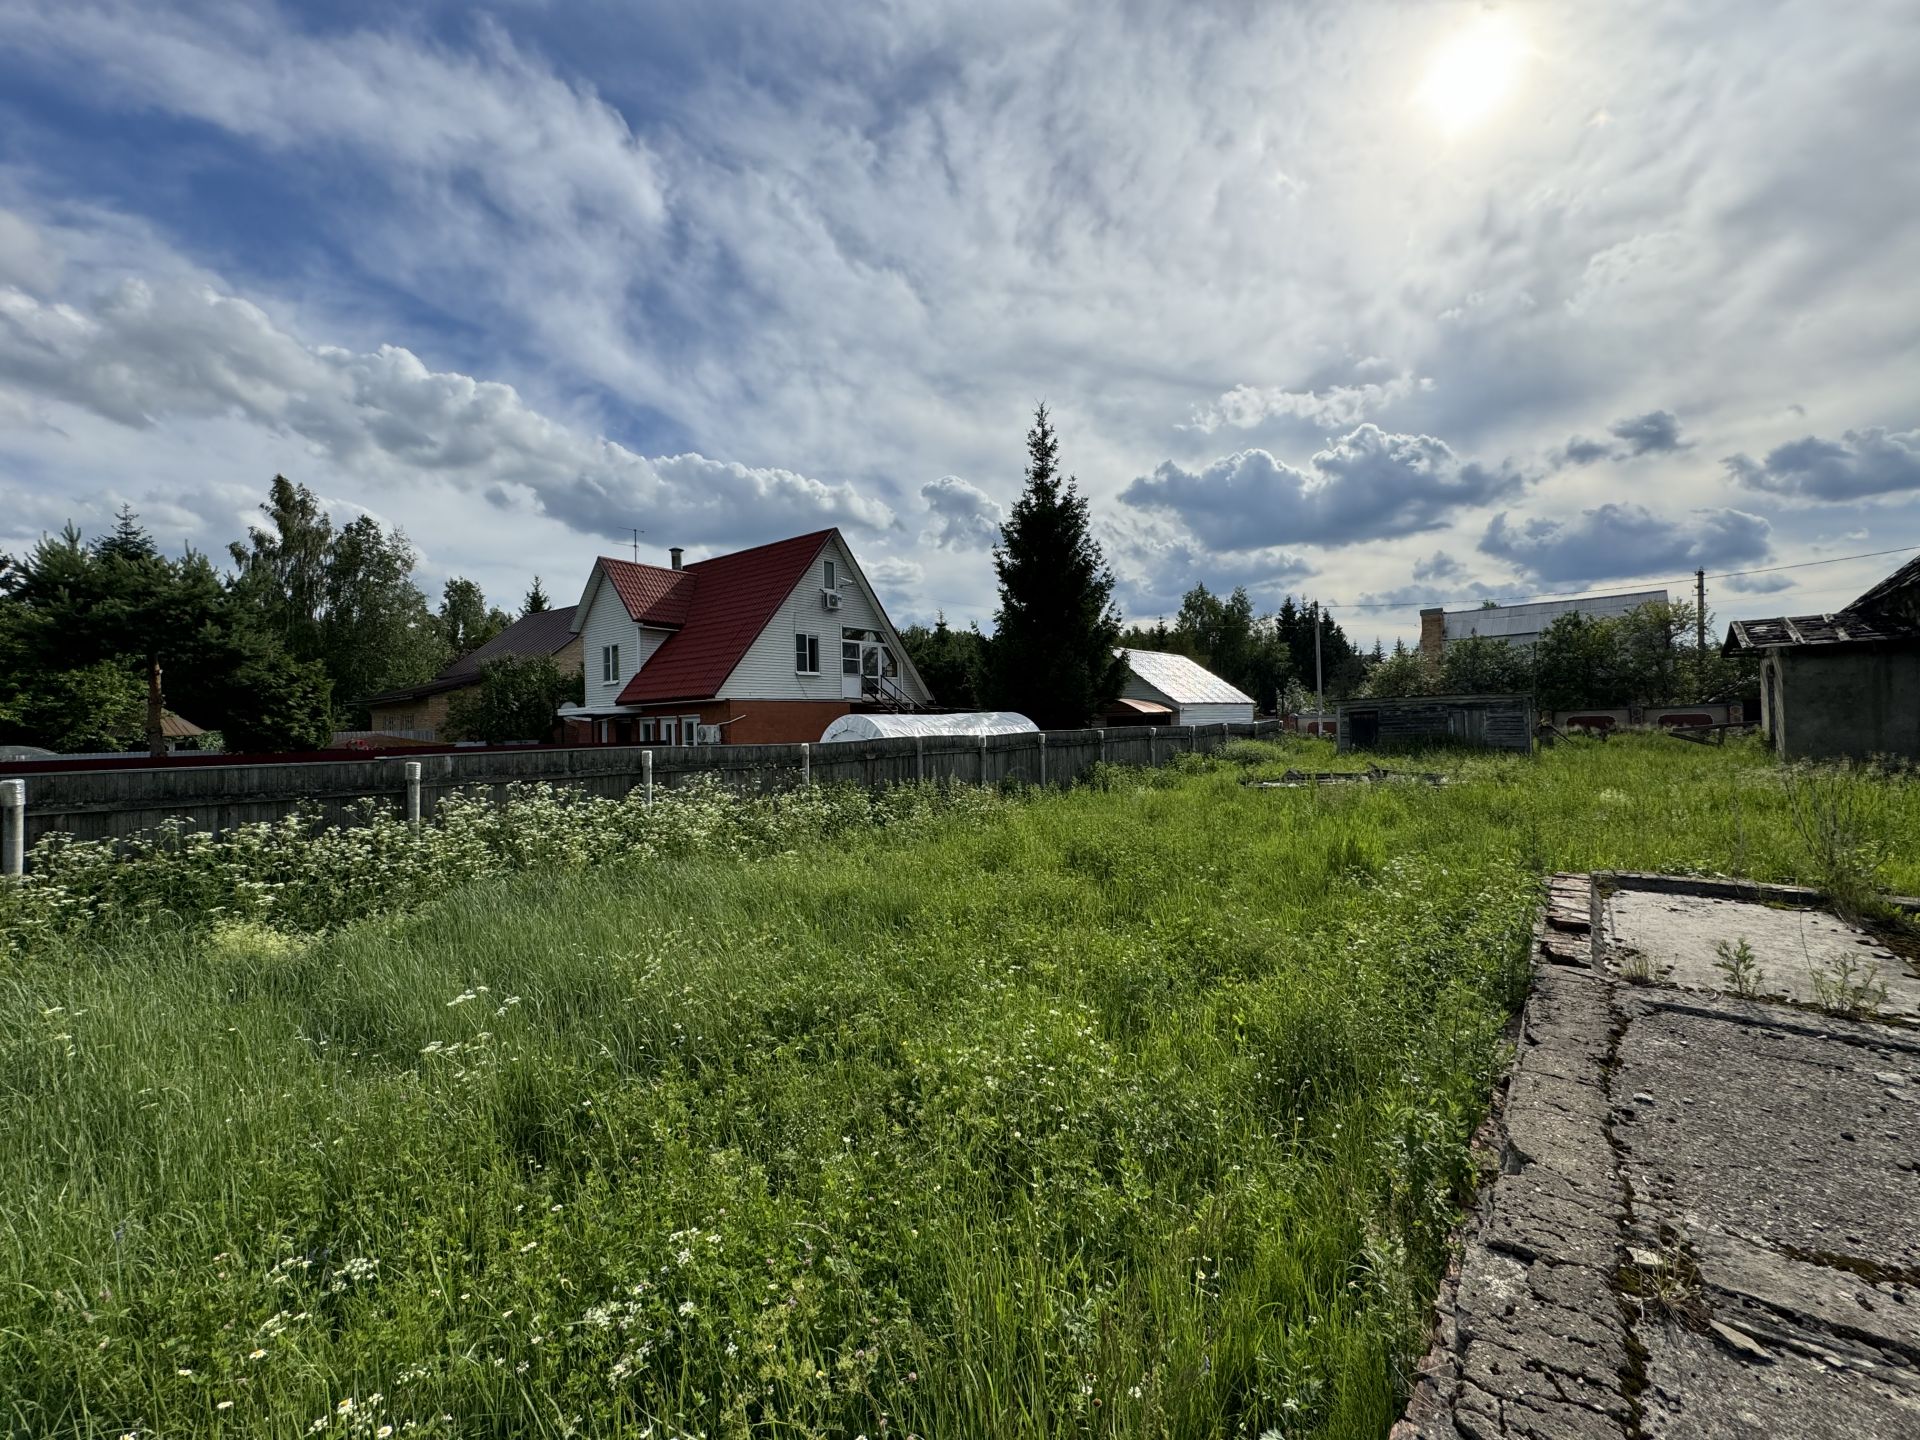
xmin=1107 ymin=649 xmax=1256 ymax=727
xmin=1419 ymin=590 xmax=1670 ymax=657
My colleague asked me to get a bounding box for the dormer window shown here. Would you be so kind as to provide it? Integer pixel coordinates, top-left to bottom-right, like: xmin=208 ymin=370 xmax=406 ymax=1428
xmin=824 ymin=559 xmax=837 ymax=591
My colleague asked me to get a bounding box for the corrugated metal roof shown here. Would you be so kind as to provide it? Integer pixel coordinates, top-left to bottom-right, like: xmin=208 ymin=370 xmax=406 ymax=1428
xmin=597 ymin=559 xmax=697 ymax=627
xmin=1723 ymin=612 xmax=1919 ymax=653
xmin=1443 ymin=590 xmax=1668 ymax=641
xmin=1119 ymin=649 xmax=1254 ymax=705
xmin=616 ymin=531 xmax=834 ymax=704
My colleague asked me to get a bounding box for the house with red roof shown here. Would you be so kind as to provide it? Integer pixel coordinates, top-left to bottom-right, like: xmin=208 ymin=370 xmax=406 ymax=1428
xmin=561 ymin=529 xmax=933 ymax=745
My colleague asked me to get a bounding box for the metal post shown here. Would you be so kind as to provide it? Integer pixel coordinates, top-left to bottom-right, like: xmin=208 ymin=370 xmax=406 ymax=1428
xmin=643 ymin=749 xmax=655 ymax=806
xmin=1148 ymin=728 xmax=1156 ymax=768
xmin=798 ymin=743 xmax=809 ymax=789
xmin=980 ymin=734 xmax=989 ymax=785
xmin=1694 ymin=568 xmax=1708 ymax=694
xmin=404 ymin=761 xmax=422 ymax=833
xmin=1314 ymin=600 xmax=1324 ymax=721
xmin=915 ymin=735 xmax=925 ymax=783
xmin=1037 ymin=731 xmax=1047 ymax=787
xmin=1 ymin=779 xmax=23 ymax=878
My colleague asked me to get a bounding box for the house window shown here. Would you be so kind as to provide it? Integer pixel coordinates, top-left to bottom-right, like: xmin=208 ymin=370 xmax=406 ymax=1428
xmin=795 ymin=633 xmax=821 ymax=673
xmin=842 ymin=640 xmax=861 ymax=675
xmin=824 ymin=559 xmax=837 ymax=591
xmin=601 ymin=644 xmax=620 ymax=683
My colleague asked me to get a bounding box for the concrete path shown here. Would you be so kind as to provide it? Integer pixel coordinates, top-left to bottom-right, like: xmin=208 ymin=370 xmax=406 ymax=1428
xmin=1399 ymin=874 xmax=1920 ymax=1440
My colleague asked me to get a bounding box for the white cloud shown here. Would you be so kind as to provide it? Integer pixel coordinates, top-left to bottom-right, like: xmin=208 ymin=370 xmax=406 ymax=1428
xmin=1122 ymin=424 xmax=1525 ymax=549
xmin=1479 ymin=503 xmax=1771 ymax=585
xmin=1184 ymin=372 xmax=1430 ymax=434
xmin=918 ymin=475 xmax=1003 ymax=551
xmin=0 ymin=264 xmax=894 ymax=551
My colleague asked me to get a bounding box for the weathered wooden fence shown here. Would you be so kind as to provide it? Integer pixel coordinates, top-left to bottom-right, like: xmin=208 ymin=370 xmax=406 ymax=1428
xmin=4 ymin=721 xmax=1285 ymax=849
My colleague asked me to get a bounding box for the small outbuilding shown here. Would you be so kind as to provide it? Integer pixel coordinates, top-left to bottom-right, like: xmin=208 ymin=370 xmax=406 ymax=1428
xmin=1724 ymin=555 xmax=1920 ymax=761
xmin=1335 ymin=694 xmax=1535 ymax=754
xmin=820 ymin=711 xmax=1038 ymax=744
xmin=1109 ymin=649 xmax=1255 ymax=727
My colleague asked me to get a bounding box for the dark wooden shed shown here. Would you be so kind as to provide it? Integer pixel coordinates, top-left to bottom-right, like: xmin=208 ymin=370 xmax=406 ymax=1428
xmin=1335 ymin=694 xmax=1535 ymax=754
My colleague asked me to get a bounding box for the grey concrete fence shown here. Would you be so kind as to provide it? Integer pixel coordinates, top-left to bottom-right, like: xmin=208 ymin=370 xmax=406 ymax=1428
xmin=2 ymin=721 xmax=1285 ymax=851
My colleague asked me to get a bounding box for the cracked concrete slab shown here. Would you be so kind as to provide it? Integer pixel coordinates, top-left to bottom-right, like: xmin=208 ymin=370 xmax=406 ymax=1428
xmin=1602 ymin=890 xmax=1920 ymax=1021
xmin=1401 ymin=873 xmax=1920 ymax=1440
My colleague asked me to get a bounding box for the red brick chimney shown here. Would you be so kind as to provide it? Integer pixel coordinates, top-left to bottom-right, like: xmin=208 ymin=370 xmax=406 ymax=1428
xmin=1419 ymin=607 xmax=1446 ymax=659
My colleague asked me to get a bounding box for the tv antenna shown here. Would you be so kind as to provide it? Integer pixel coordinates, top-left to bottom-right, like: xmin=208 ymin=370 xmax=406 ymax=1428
xmin=630 ymin=527 xmax=644 ymax=562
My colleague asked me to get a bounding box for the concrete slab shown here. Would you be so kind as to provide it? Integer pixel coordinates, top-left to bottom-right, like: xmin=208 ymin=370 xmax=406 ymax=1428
xmin=1614 ymin=1000 xmax=1920 ymax=1272
xmin=1404 ymin=874 xmax=1920 ymax=1440
xmin=1602 ymin=890 xmax=1920 ymax=1021
xmin=1639 ymin=1320 xmax=1920 ymax=1439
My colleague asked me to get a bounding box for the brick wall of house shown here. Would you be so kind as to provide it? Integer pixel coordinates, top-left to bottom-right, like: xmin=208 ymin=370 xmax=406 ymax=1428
xmin=368 ymin=688 xmax=459 ymax=737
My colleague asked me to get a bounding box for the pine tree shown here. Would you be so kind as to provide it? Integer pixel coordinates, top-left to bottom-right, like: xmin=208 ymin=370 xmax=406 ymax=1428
xmin=522 ymin=576 xmax=552 ymax=615
xmin=979 ymin=405 xmax=1126 ymax=727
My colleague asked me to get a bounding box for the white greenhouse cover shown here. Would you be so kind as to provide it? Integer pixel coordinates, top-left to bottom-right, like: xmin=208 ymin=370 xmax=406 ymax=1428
xmin=819 ymin=711 xmax=1039 ymax=743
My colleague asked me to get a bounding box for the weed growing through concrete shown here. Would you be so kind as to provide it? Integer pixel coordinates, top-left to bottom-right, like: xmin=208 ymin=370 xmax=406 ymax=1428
xmin=1808 ymin=951 xmax=1890 ymax=1020
xmin=1618 ymin=948 xmax=1655 ymax=985
xmin=1712 ymin=937 xmax=1766 ymax=998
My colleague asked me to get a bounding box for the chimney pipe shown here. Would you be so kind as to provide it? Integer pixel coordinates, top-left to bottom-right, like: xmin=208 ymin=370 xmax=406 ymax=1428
xmin=669 ymin=547 xmax=683 ymax=571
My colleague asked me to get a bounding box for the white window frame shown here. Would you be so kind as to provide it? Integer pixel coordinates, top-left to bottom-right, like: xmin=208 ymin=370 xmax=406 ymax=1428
xmin=824 ymin=558 xmax=837 ymax=591
xmin=683 ymin=713 xmax=701 ymax=745
xmin=601 ymin=644 xmax=620 ymax=684
xmin=795 ymin=632 xmax=821 ymax=674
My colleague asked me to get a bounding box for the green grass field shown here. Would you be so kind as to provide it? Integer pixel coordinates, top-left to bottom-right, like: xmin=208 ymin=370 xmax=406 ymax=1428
xmin=4 ymin=736 xmax=1917 ymax=1439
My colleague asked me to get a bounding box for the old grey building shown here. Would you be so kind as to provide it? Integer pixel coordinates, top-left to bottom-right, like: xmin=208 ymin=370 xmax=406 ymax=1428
xmin=1724 ymin=555 xmax=1920 ymax=761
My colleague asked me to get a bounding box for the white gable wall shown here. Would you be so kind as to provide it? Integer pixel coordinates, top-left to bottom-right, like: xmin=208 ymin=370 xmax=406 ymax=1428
xmin=720 ymin=534 xmax=932 ymax=704
xmin=1120 ymin=672 xmax=1176 ymax=708
xmin=577 ymin=567 xmax=671 ymax=705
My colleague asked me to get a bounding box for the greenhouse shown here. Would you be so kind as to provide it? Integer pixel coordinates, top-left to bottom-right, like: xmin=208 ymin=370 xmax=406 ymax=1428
xmin=819 ymin=711 xmax=1038 ymax=744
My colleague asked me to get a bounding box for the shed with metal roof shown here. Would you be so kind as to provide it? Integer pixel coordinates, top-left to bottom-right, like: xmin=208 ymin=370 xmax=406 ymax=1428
xmin=1110 ymin=649 xmax=1255 ymax=727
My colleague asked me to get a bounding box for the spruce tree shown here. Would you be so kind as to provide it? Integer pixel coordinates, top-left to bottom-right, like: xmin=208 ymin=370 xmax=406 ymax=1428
xmin=522 ymin=576 xmax=552 ymax=615
xmin=980 ymin=405 xmax=1126 ymax=727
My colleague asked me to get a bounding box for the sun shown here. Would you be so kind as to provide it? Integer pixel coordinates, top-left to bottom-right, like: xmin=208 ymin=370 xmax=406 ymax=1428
xmin=1415 ymin=14 xmax=1529 ymax=137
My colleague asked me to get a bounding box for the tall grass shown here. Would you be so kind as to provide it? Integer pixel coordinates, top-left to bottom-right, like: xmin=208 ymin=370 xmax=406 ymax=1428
xmin=3 ymin=734 xmax=1916 ymax=1439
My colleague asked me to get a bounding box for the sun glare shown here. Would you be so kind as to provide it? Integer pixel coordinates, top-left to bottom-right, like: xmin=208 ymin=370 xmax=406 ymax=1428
xmin=1416 ymin=14 xmax=1528 ymax=137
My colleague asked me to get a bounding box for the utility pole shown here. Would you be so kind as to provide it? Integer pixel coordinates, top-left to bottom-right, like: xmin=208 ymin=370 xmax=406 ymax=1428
xmin=1313 ymin=600 xmax=1325 ymax=723
xmin=1694 ymin=568 xmax=1708 ymax=696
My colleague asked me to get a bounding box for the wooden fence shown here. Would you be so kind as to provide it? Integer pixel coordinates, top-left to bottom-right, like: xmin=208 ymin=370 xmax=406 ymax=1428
xmin=4 ymin=721 xmax=1286 ymax=849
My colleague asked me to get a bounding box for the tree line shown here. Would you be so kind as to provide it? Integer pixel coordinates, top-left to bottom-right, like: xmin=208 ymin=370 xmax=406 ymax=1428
xmin=1362 ymin=603 xmax=1757 ymax=710
xmin=0 ymin=476 xmax=551 ymax=755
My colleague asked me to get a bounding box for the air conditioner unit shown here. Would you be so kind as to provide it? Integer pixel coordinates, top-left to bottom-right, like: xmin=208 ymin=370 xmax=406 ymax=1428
xmin=822 ymin=589 xmax=843 ymax=611
xmin=695 ymin=725 xmax=721 ymax=745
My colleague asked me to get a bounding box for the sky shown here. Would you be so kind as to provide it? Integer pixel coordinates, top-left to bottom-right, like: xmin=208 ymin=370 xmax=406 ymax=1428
xmin=0 ymin=0 xmax=1916 ymax=647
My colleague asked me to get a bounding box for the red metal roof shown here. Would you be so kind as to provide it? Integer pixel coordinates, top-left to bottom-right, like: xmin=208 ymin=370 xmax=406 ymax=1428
xmin=614 ymin=530 xmax=835 ymax=705
xmin=598 ymin=558 xmax=697 ymax=627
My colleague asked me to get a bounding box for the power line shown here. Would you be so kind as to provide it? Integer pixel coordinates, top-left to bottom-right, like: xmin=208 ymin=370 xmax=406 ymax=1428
xmin=1324 ymin=543 xmax=1917 ymax=613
